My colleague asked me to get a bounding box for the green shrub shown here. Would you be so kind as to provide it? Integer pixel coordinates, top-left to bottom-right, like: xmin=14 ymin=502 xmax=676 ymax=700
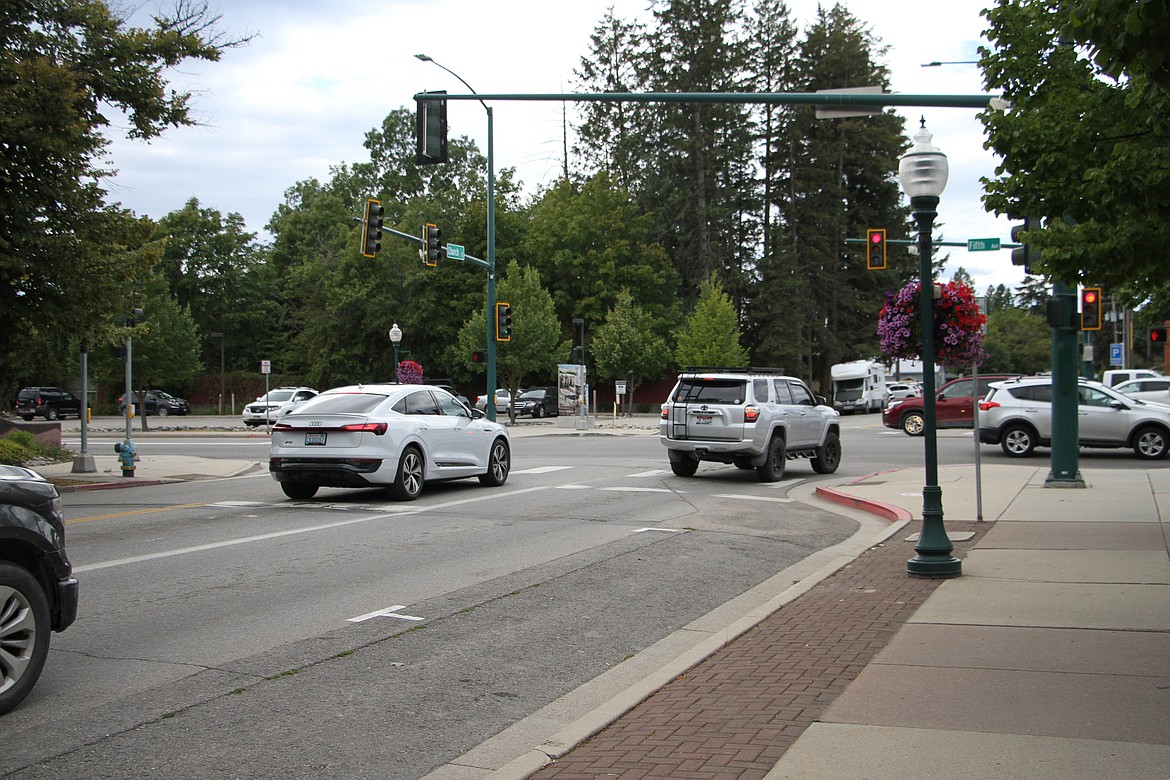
xmin=0 ymin=431 xmax=71 ymax=466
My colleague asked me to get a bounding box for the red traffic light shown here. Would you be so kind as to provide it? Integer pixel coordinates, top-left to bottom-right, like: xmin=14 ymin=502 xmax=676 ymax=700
xmin=865 ymin=228 xmax=886 ymax=270
xmin=471 ymin=350 xmax=486 ymax=363
xmin=1151 ymin=327 xmax=1168 ymax=344
xmin=1080 ymin=286 xmax=1102 ymax=331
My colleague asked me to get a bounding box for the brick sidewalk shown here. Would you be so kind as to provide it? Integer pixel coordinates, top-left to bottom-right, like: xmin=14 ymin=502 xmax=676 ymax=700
xmin=534 ymin=522 xmax=984 ymax=779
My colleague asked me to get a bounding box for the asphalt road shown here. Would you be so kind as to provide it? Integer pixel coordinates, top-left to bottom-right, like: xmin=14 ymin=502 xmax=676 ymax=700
xmin=3 ymin=432 xmax=861 ymax=779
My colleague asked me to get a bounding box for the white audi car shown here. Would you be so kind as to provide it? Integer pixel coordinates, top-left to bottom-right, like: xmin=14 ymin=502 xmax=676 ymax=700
xmin=269 ymin=384 xmax=510 ymax=500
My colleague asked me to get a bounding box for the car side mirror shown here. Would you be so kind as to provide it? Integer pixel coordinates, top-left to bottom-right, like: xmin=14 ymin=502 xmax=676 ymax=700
xmin=816 ymin=395 xmax=828 ymax=406
xmin=470 ymin=408 xmax=486 ymax=419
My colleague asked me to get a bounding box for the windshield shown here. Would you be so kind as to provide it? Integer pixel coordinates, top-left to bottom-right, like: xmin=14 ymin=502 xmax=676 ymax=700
xmin=263 ymin=390 xmax=296 ymax=402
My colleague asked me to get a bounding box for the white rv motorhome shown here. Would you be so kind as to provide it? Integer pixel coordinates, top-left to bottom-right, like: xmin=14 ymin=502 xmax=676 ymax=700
xmin=830 ymin=360 xmax=887 ymax=413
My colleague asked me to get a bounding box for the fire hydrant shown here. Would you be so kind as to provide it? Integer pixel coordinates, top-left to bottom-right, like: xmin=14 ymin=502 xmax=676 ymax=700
xmin=114 ymin=439 xmax=137 ymax=477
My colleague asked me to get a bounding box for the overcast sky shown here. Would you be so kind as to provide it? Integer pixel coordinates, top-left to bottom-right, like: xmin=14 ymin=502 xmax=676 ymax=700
xmin=105 ymin=0 xmax=1021 ymax=293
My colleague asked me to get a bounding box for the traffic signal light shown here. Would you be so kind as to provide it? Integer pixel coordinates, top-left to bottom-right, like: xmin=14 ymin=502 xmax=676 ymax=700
xmin=865 ymin=228 xmax=886 ymax=270
xmin=415 ymin=90 xmax=448 ymax=165
xmin=1081 ymin=287 xmax=1102 ymax=331
xmin=471 ymin=349 xmax=486 ymax=364
xmin=1010 ymin=216 xmax=1041 ymax=273
xmin=1151 ymin=327 xmax=1168 ymax=344
xmin=361 ymin=198 xmax=383 ymax=258
xmin=495 ymin=302 xmax=512 ymax=342
xmin=570 ymin=345 xmax=583 ymax=364
xmin=423 ymin=224 xmax=441 ymax=267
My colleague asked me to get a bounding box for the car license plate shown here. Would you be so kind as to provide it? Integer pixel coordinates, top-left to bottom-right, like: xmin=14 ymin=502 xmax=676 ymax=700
xmin=695 ymin=415 xmax=713 ymax=425
xmin=305 ymin=432 xmax=327 ymax=446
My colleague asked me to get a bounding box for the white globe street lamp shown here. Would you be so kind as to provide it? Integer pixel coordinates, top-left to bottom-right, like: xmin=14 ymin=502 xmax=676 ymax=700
xmin=898 ymin=119 xmax=961 ymax=578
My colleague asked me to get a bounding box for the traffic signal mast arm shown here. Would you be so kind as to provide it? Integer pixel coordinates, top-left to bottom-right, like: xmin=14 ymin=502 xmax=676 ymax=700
xmin=381 ymin=226 xmax=490 ymax=270
xmin=413 ymin=90 xmax=1000 ymax=110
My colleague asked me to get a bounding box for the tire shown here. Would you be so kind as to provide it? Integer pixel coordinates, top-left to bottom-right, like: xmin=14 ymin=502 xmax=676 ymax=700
xmin=19 ymin=415 xmax=33 ymax=422
xmin=733 ymin=457 xmax=754 ymax=470
xmin=0 ymin=562 xmax=52 ymax=716
xmin=669 ymin=457 xmax=699 ymax=477
xmin=479 ymin=437 xmax=511 ymax=486
xmin=1133 ymin=425 xmax=1169 ymax=460
xmin=901 ymin=412 xmax=925 ymax=436
xmin=388 ymin=446 xmax=424 ymax=500
xmin=811 ymin=431 xmax=842 ymax=474
xmin=756 ymin=435 xmax=786 ymax=482
xmin=280 ymin=481 xmax=319 ymax=500
xmin=532 ymin=405 xmax=544 ymax=419
xmin=45 ymin=407 xmax=58 ymax=422
xmin=1000 ymin=424 xmax=1037 ymax=457
xmin=158 ymin=407 xmax=169 ymax=417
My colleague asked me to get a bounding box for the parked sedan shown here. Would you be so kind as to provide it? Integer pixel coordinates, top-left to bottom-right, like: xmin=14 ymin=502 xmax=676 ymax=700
xmin=117 ymin=390 xmax=190 ymax=417
xmin=475 ymin=388 xmax=515 ymax=412
xmin=883 ymin=382 xmax=920 ymax=405
xmin=882 ymin=375 xmax=1017 ymax=436
xmin=1112 ymin=377 xmax=1170 ymax=406
xmin=512 ymin=387 xmax=558 ymax=418
xmin=269 ymin=384 xmax=511 ymax=501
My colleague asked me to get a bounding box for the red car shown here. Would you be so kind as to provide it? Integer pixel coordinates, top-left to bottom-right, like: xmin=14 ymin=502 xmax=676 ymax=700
xmin=881 ymin=375 xmax=1019 ymax=436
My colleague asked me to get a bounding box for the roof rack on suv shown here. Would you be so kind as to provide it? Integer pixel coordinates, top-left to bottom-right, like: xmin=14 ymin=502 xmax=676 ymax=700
xmin=682 ymin=366 xmax=787 ymax=375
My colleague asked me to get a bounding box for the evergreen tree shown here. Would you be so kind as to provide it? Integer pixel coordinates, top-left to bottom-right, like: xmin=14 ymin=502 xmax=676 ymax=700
xmin=675 ymin=275 xmax=750 ymax=368
xmin=639 ymin=0 xmax=758 ymax=304
xmin=572 ymin=10 xmax=652 ymax=191
xmin=753 ymin=4 xmax=907 ymax=391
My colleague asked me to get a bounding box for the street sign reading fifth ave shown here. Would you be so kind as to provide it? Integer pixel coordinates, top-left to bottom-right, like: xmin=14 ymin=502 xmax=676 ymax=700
xmin=967 ymin=238 xmax=1001 ymax=252
xmin=446 ymin=243 xmax=465 ymax=261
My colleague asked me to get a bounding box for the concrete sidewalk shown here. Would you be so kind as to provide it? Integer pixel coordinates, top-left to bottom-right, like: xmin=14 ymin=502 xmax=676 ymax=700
xmin=508 ymin=464 xmax=1170 ymax=780
xmin=39 ymin=452 xmax=261 ymax=490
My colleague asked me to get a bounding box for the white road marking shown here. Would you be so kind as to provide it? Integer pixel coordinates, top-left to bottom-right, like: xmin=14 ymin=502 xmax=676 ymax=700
xmin=602 ymin=486 xmax=674 ymax=493
xmin=633 ymin=527 xmax=683 ymax=534
xmin=348 ymin=606 xmax=425 ymax=623
xmin=74 ymin=485 xmax=551 ymax=573
xmin=556 ymin=484 xmax=591 ymax=489
xmin=626 ymin=470 xmax=669 ymax=478
xmin=511 ymin=466 xmax=574 ymax=475
xmin=713 ymin=494 xmax=794 ymax=503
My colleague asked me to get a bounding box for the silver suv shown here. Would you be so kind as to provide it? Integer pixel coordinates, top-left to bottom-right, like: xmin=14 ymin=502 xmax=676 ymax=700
xmin=243 ymin=387 xmax=318 ymax=427
xmin=978 ymin=376 xmax=1170 ymax=460
xmin=659 ymin=368 xmax=841 ymax=481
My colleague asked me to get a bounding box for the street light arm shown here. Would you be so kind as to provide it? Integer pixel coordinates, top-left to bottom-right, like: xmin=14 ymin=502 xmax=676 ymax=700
xmin=415 ymin=53 xmax=488 ymax=112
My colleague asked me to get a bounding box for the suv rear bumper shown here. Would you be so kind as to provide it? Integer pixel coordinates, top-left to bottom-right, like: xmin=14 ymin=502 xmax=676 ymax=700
xmin=661 ymin=435 xmax=765 ymax=462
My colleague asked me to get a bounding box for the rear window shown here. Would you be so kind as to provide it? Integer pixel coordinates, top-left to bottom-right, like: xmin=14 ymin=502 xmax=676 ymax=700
xmin=1007 ymin=384 xmax=1052 ymax=402
xmin=297 ymin=393 xmax=387 ymax=415
xmin=673 ymin=379 xmax=746 ymax=404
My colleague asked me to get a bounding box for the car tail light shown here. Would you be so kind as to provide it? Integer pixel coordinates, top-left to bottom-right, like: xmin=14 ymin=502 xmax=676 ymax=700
xmin=979 ymin=401 xmax=999 ymax=411
xmin=660 ymin=404 xmax=669 ymax=420
xmin=342 ymin=422 xmax=388 ymax=435
xmin=744 ymin=405 xmax=760 ymax=422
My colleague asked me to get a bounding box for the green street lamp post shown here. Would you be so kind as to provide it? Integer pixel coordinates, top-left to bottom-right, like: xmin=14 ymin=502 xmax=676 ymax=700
xmin=415 ymin=53 xmax=498 ymax=421
xmin=899 ymin=120 xmax=962 ymax=578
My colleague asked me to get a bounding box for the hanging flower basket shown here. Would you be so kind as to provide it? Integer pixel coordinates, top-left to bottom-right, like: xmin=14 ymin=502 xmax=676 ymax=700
xmin=396 ymin=359 xmax=424 ymax=384
xmin=878 ymin=281 xmax=986 ymax=367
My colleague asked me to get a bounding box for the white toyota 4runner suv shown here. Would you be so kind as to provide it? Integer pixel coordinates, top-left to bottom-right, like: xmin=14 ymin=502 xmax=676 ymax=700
xmin=659 ymin=368 xmax=842 ymax=481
